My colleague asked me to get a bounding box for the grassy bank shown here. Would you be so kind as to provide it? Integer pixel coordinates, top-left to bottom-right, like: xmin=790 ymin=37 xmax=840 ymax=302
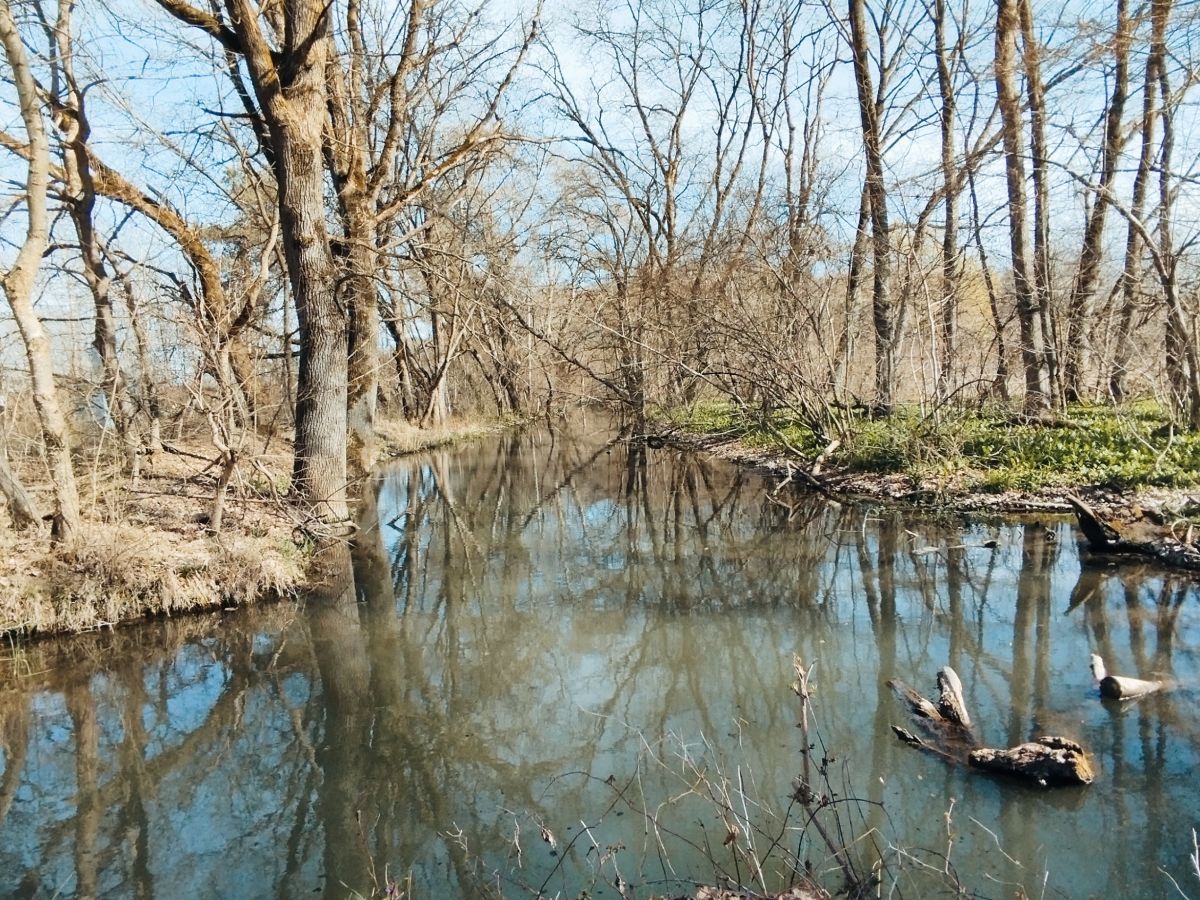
xmin=664 ymin=401 xmax=1200 ymax=505
xmin=0 ymin=415 xmax=514 ymax=641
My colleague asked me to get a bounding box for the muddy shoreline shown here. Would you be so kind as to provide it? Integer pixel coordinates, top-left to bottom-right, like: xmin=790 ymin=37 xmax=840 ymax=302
xmin=665 ymin=429 xmax=1200 ymax=518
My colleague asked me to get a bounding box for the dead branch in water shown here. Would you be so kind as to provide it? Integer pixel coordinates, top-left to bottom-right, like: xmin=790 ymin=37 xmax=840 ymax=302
xmin=890 ymin=665 xmax=1094 ymax=787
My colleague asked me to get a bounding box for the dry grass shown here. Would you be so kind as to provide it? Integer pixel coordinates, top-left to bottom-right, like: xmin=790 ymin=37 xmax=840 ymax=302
xmin=0 ymin=416 xmax=307 ymax=639
xmin=375 ymin=414 xmax=515 ymax=456
xmin=0 ymin=408 xmax=516 ymax=640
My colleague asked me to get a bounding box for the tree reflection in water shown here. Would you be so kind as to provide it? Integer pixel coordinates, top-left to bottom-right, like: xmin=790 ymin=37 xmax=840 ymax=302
xmin=1 ymin=418 xmax=1200 ymax=898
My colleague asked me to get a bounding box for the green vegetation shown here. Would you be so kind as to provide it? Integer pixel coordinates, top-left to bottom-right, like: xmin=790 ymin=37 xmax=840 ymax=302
xmin=669 ymin=401 xmax=1200 ymax=493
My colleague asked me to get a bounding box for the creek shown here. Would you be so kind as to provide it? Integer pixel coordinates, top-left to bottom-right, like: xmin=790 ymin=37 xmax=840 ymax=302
xmin=2 ymin=417 xmax=1199 ymax=898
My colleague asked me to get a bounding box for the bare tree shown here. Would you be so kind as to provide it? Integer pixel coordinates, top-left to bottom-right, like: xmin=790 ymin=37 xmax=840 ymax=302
xmin=155 ymin=0 xmax=349 ymax=523
xmin=0 ymin=0 xmax=81 ymax=539
xmin=848 ymin=0 xmax=897 ymax=413
xmin=1063 ymin=0 xmax=1132 ymax=402
xmin=995 ymin=0 xmax=1048 ymax=412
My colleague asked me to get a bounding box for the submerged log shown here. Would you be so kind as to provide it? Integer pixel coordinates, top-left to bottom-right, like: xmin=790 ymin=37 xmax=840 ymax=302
xmin=693 ymin=887 xmax=829 ymax=900
xmin=892 ymin=665 xmax=1094 ymax=788
xmin=1067 ymin=494 xmax=1200 ymax=570
xmin=1090 ymin=654 xmax=1163 ymax=700
xmin=968 ymin=737 xmax=1095 ymax=786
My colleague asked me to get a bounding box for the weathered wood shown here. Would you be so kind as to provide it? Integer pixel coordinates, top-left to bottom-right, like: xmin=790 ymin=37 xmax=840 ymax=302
xmin=889 ymin=673 xmax=975 ymax=759
xmin=893 ymin=664 xmax=1094 ymax=788
xmin=1067 ymin=493 xmax=1200 ymax=570
xmin=936 ymin=666 xmax=972 ymax=729
xmin=969 ymin=736 xmax=1095 ymax=786
xmin=693 ymin=886 xmax=829 ymax=900
xmin=1090 ymin=654 xmax=1163 ymax=700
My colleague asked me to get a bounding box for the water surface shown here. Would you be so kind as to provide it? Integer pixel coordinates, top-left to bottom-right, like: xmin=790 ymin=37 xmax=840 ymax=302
xmin=2 ymin=420 xmax=1199 ymax=898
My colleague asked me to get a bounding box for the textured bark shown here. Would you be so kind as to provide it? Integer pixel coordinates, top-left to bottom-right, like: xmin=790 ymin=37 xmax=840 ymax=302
xmin=995 ymin=0 xmax=1047 ymax=411
xmin=968 ymin=737 xmax=1095 ymax=786
xmin=0 ymin=0 xmax=81 ymax=541
xmin=1146 ymin=0 xmax=1200 ymax=427
xmin=1018 ymin=0 xmax=1058 ymax=403
xmin=119 ymin=281 xmax=163 ymax=455
xmin=1110 ymin=10 xmax=1160 ymax=401
xmin=156 ymin=0 xmax=349 ymax=520
xmin=1064 ymin=0 xmax=1131 ymax=401
xmin=848 ymin=0 xmax=896 ymax=413
xmin=934 ymin=0 xmax=960 ymax=396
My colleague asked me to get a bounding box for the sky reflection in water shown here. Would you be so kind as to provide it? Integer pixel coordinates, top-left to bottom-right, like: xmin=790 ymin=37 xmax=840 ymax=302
xmin=1 ymin=418 xmax=1199 ymax=898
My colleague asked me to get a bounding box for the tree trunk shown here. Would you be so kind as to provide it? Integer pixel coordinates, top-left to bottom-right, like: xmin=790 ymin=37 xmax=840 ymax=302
xmin=1064 ymin=0 xmax=1131 ymax=402
xmin=934 ymin=0 xmax=960 ymax=398
xmin=848 ymin=0 xmax=896 ymax=413
xmin=995 ymin=0 xmax=1047 ymax=412
xmin=0 ymin=0 xmax=81 ymax=541
xmin=1110 ymin=10 xmax=1160 ymax=401
xmin=156 ymin=0 xmax=349 ymax=522
xmin=1019 ymin=0 xmax=1059 ymax=404
xmin=54 ymin=0 xmax=140 ymax=477
xmin=0 ymin=453 xmax=40 ymax=529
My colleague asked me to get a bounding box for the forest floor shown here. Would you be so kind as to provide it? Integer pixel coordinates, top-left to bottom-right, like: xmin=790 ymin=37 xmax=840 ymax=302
xmin=0 ymin=415 xmax=510 ymax=641
xmin=660 ymin=401 xmax=1200 ymax=517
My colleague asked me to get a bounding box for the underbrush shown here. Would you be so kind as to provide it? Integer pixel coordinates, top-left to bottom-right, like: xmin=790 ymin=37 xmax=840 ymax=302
xmin=667 ymin=401 xmax=1200 ymax=493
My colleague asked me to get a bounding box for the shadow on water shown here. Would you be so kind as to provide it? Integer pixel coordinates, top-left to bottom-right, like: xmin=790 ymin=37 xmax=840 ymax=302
xmin=2 ymin=416 xmax=1200 ymax=897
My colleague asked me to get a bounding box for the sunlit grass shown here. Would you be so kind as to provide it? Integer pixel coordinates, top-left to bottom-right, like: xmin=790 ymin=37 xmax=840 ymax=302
xmin=667 ymin=400 xmax=1200 ymax=492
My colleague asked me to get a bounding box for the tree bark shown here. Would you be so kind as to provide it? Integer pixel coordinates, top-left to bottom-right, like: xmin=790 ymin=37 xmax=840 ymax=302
xmin=155 ymin=0 xmax=350 ymax=521
xmin=934 ymin=0 xmax=960 ymax=398
xmin=1064 ymin=0 xmax=1131 ymax=402
xmin=1110 ymin=7 xmax=1160 ymax=401
xmin=0 ymin=0 xmax=81 ymax=541
xmin=995 ymin=0 xmax=1048 ymax=412
xmin=1018 ymin=0 xmax=1059 ymax=404
xmin=53 ymin=0 xmax=140 ymax=476
xmin=848 ymin=0 xmax=896 ymax=413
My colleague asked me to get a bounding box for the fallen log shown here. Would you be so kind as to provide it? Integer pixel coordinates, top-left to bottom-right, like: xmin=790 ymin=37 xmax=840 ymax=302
xmin=1066 ymin=494 xmax=1200 ymax=570
xmin=692 ymin=887 xmax=829 ymax=900
xmin=1090 ymin=654 xmax=1163 ymax=700
xmin=891 ymin=665 xmax=1094 ymax=788
xmin=968 ymin=737 xmax=1095 ymax=786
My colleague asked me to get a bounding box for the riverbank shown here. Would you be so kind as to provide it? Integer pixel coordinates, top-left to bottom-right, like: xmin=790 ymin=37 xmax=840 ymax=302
xmin=659 ymin=402 xmax=1200 ymax=516
xmin=0 ymin=416 xmax=512 ymax=641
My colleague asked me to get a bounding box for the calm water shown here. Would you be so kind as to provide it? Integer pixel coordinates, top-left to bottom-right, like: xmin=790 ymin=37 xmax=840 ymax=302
xmin=2 ymin=420 xmax=1200 ymax=899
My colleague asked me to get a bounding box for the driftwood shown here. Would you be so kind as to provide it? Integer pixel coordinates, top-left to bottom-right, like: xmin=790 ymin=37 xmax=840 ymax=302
xmin=1090 ymin=654 xmax=1163 ymax=700
xmin=969 ymin=737 xmax=1095 ymax=786
xmin=891 ymin=665 xmax=1094 ymax=787
xmin=1067 ymin=493 xmax=1200 ymax=570
xmin=692 ymin=888 xmax=829 ymax=900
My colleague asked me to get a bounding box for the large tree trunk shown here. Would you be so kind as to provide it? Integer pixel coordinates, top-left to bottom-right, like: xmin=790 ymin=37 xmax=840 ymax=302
xmin=157 ymin=0 xmax=349 ymax=522
xmin=848 ymin=0 xmax=896 ymax=413
xmin=1064 ymin=0 xmax=1131 ymax=402
xmin=0 ymin=0 xmax=81 ymax=541
xmin=995 ymin=0 xmax=1048 ymax=412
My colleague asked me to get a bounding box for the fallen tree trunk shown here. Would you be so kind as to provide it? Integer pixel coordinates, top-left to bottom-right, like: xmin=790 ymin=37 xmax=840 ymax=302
xmin=891 ymin=665 xmax=1094 ymax=788
xmin=1090 ymin=654 xmax=1164 ymax=700
xmin=1067 ymin=493 xmax=1200 ymax=570
xmin=969 ymin=737 xmax=1095 ymax=786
